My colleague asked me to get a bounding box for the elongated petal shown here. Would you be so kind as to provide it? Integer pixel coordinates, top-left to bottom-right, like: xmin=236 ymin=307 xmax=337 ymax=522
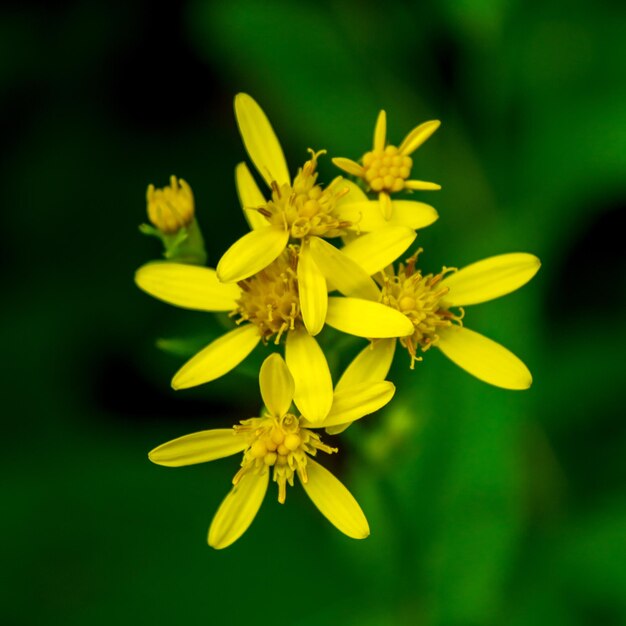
xmin=135 ymin=263 xmax=240 ymax=312
xmin=148 ymin=430 xmax=247 ymax=467
xmin=340 ymin=226 xmax=416 ymax=279
xmin=259 ymin=353 xmax=294 ymax=417
xmin=234 ymin=93 xmax=290 ymax=188
xmin=235 ymin=162 xmax=268 ymax=231
xmin=398 ymin=119 xmax=440 ymax=155
xmin=208 ymin=471 xmax=269 ymax=549
xmin=332 ymin=157 xmax=363 ymax=177
xmin=326 ymin=297 xmax=413 ymax=338
xmin=336 ymin=338 xmax=396 ymax=392
xmin=216 ymin=226 xmax=288 ymax=283
xmin=404 ymin=180 xmax=442 ymax=191
xmin=309 ymin=237 xmax=380 ymax=300
xmin=373 ymin=110 xmax=386 ymax=151
xmin=437 ymin=325 xmax=532 ymax=390
xmin=328 ymin=339 xmax=397 ymax=434
xmin=172 ymin=325 xmax=261 ymax=389
xmin=300 ymin=459 xmax=369 ymax=539
xmin=343 ymin=200 xmax=386 ymax=232
xmin=379 ymin=191 xmax=392 ymax=220
xmin=298 ymin=241 xmax=327 ymax=336
xmin=441 ymin=253 xmax=541 ymax=307
xmin=388 ymin=200 xmax=439 ymax=229
xmin=313 ymin=381 xmax=395 ymax=428
xmin=285 ymin=329 xmax=333 ymax=423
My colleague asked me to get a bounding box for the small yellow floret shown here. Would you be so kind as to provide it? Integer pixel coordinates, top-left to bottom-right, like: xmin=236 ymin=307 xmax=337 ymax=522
xmin=361 ymin=148 xmax=413 ymax=194
xmin=233 ymin=413 xmax=337 ymax=503
xmin=146 ymin=175 xmax=194 ymax=234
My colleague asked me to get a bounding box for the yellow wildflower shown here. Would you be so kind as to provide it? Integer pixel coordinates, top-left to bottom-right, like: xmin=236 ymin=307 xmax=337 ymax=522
xmin=333 ymin=110 xmax=441 ymax=221
xmin=324 ymin=250 xmax=541 ymax=391
xmin=148 ymin=353 xmax=396 ymax=549
xmin=216 ymin=94 xmax=421 ymax=333
xmin=135 ymin=248 xmax=413 ymax=421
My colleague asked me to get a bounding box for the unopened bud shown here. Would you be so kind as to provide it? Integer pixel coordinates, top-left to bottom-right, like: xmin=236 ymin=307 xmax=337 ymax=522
xmin=146 ymin=176 xmax=194 ymax=234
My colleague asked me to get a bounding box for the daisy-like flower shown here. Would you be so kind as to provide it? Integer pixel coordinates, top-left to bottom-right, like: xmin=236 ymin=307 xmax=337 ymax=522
xmin=216 ymin=94 xmax=426 ymax=333
xmin=325 ymin=250 xmax=541 ymax=391
xmin=135 ymin=248 xmax=413 ymax=421
xmin=333 ymin=110 xmax=441 ymax=221
xmin=148 ymin=353 xmax=395 ymax=549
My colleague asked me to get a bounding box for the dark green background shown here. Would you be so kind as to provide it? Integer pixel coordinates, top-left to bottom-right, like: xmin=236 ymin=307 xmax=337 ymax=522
xmin=2 ymin=1 xmax=625 ymax=624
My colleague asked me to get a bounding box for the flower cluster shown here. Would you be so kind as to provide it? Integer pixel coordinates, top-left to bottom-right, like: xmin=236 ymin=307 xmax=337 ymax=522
xmin=136 ymin=94 xmax=540 ymax=549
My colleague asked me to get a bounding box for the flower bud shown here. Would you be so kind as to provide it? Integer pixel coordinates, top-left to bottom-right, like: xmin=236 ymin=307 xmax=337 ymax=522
xmin=146 ymin=176 xmax=194 ymax=234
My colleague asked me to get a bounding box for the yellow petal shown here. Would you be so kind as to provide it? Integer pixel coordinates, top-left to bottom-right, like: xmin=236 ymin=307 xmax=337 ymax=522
xmin=379 ymin=191 xmax=392 ymax=220
xmin=373 ymin=110 xmax=386 ymax=151
xmin=340 ymin=227 xmax=416 ymax=278
xmin=285 ymin=329 xmax=333 ymax=423
xmin=398 ymin=119 xmax=440 ymax=155
xmin=313 ymin=381 xmax=395 ymax=428
xmin=331 ymin=157 xmax=364 ymax=177
xmin=404 ymin=180 xmax=442 ymax=191
xmin=441 ymin=253 xmax=541 ymax=307
xmin=388 ymin=200 xmax=439 ymax=230
xmin=172 ymin=325 xmax=261 ymax=389
xmin=343 ymin=200 xmax=387 ymax=232
xmin=208 ymin=471 xmax=269 ymax=549
xmin=297 ymin=241 xmax=327 ymax=336
xmin=300 ymin=459 xmax=369 ymax=539
xmin=234 ymin=93 xmax=290 ymax=188
xmin=309 ymin=236 xmax=380 ymax=300
xmin=437 ymin=325 xmax=532 ymax=390
xmin=336 ymin=178 xmax=369 ymax=204
xmin=327 ymin=339 xmax=396 ymax=434
xmin=216 ymin=226 xmax=288 ymax=283
xmin=335 ymin=338 xmax=396 ymax=392
xmin=135 ymin=263 xmax=240 ymax=312
xmin=259 ymin=353 xmax=294 ymax=417
xmin=326 ymin=297 xmax=414 ymax=338
xmin=235 ymin=162 xmax=268 ymax=231
xmin=148 ymin=429 xmax=247 ymax=467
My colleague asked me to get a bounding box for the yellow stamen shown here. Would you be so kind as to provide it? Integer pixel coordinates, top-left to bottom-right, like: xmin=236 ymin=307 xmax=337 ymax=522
xmin=380 ymin=249 xmax=463 ymax=366
xmin=233 ymin=413 xmax=337 ymax=503
xmin=260 ymin=149 xmax=354 ymax=239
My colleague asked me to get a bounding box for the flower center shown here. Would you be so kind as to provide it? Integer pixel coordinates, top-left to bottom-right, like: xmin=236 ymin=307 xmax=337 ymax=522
xmin=362 ymin=145 xmax=412 ymax=193
xmin=233 ymin=413 xmax=337 ymax=503
xmin=232 ymin=247 xmax=301 ymax=343
xmin=257 ymin=149 xmax=353 ymax=239
xmin=381 ymin=251 xmax=463 ymax=367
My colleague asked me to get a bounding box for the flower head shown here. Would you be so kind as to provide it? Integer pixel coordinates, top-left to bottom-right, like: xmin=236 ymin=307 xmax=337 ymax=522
xmin=333 ymin=110 xmax=441 ymax=220
xmin=324 ymin=250 xmax=541 ymax=390
xmin=148 ymin=353 xmax=396 ymax=549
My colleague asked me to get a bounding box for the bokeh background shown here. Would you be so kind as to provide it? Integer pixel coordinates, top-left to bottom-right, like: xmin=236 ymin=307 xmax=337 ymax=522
xmin=2 ymin=0 xmax=625 ymax=624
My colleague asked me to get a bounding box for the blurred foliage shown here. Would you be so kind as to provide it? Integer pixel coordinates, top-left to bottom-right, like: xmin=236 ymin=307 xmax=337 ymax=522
xmin=1 ymin=0 xmax=625 ymax=625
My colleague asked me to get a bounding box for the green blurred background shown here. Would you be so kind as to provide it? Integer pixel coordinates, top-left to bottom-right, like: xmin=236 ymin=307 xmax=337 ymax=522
xmin=2 ymin=0 xmax=625 ymax=624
